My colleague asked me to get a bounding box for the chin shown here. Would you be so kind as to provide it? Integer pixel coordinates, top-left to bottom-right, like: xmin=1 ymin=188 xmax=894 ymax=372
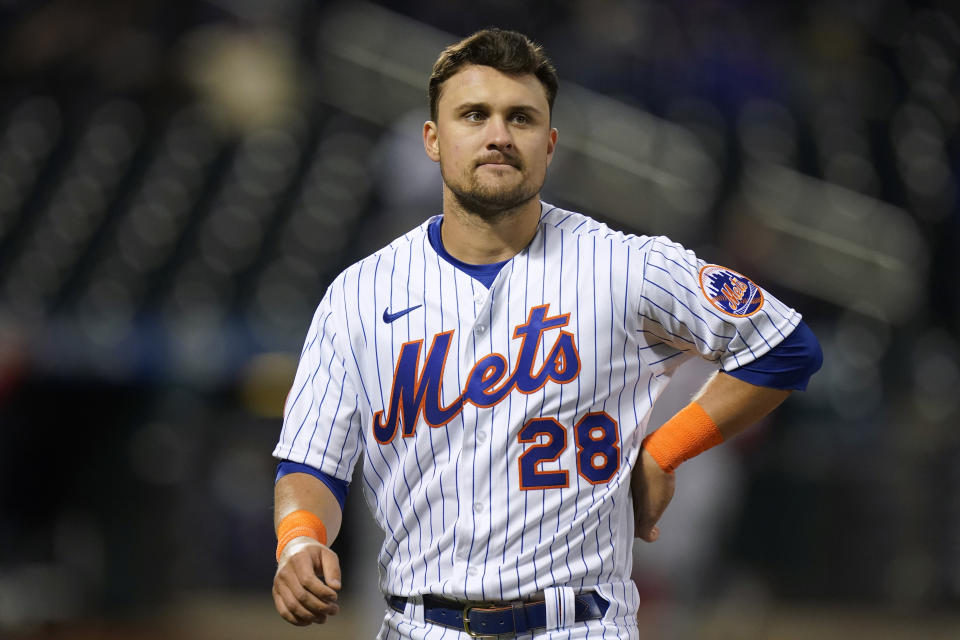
xmin=469 ymin=188 xmax=538 ymax=214
xmin=443 ymin=170 xmax=540 ymax=215
xmin=477 ymin=175 xmax=525 ymax=194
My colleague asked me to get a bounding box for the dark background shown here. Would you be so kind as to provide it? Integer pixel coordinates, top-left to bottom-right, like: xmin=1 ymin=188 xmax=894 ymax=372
xmin=0 ymin=1 xmax=958 ymax=638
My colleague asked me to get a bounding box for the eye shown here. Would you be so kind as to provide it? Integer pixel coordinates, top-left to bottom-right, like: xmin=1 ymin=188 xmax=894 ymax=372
xmin=464 ymin=111 xmax=485 ymax=122
xmin=511 ymin=112 xmax=529 ymax=125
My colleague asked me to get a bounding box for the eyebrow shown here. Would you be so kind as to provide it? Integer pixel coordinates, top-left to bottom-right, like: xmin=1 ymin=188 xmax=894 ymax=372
xmin=455 ymin=102 xmax=545 ymax=116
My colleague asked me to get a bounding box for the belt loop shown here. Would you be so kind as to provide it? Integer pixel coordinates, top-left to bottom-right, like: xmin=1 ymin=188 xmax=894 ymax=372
xmin=543 ymin=586 xmax=576 ymax=630
xmin=510 ymin=600 xmax=529 ymax=634
xmin=408 ymin=594 xmax=425 ymax=624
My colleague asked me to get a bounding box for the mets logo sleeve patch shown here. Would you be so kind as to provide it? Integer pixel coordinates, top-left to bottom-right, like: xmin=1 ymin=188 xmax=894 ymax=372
xmin=698 ymin=265 xmax=764 ymax=317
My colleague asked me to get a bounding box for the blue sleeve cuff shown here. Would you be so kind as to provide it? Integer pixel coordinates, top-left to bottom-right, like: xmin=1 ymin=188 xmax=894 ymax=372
xmin=724 ymin=320 xmax=823 ymax=391
xmin=275 ymin=461 xmax=350 ymax=511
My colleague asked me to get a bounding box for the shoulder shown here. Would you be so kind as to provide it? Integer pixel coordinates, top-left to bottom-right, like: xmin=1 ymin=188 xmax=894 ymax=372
xmin=311 ymin=217 xmax=434 ymax=324
xmin=538 ymin=203 xmax=656 ymax=254
xmin=331 ymin=217 xmax=435 ymax=287
xmin=642 ymin=235 xmax=701 ymax=271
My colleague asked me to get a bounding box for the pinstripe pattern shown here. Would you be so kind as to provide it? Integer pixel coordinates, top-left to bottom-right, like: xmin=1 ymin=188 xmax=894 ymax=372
xmin=275 ymin=203 xmax=800 ymax=637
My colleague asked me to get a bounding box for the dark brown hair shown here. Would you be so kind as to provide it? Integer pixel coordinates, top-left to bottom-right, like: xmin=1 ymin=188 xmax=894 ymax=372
xmin=428 ymin=28 xmax=558 ymax=121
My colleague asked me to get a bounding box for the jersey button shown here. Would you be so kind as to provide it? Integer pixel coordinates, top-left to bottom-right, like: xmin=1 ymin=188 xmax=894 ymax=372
xmin=475 ymin=325 xmax=485 ymax=334
xmin=477 ymin=430 xmax=487 ymax=443
xmin=473 ymin=293 xmax=484 ymax=304
xmin=467 ymin=566 xmax=479 ymax=577
xmin=473 ymin=502 xmax=484 ymax=513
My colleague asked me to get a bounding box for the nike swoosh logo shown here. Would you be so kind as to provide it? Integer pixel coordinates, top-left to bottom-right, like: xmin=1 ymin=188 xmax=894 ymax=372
xmin=383 ymin=304 xmax=422 ymax=323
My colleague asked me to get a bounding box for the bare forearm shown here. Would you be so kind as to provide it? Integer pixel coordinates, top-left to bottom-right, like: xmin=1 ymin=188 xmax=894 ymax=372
xmin=274 ymin=472 xmax=344 ymax=543
xmin=272 ymin=472 xmax=344 ymax=626
xmin=634 ymin=370 xmax=791 ymax=541
xmin=693 ymin=370 xmax=792 ymax=440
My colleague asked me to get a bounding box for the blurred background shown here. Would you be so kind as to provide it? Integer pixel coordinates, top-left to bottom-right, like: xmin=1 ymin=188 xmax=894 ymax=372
xmin=0 ymin=0 xmax=958 ymax=638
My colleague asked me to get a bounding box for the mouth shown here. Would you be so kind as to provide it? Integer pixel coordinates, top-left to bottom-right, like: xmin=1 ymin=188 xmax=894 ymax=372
xmin=476 ymin=154 xmax=519 ymax=170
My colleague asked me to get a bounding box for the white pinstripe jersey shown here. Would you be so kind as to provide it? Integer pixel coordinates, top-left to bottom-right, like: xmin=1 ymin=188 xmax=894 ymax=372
xmin=274 ymin=202 xmax=801 ymax=621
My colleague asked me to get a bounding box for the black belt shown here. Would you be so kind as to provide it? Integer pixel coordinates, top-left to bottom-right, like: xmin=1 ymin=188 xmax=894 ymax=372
xmin=387 ymin=592 xmax=609 ymax=637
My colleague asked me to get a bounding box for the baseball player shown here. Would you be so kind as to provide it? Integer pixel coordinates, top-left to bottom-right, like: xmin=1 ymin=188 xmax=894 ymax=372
xmin=271 ymin=28 xmax=822 ymax=639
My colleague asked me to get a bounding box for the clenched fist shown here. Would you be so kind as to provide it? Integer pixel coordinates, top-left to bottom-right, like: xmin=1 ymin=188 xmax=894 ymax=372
xmin=273 ymin=537 xmax=342 ymax=625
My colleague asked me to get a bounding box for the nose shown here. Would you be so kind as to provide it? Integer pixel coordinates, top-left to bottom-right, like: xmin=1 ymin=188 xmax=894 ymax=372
xmin=485 ymin=115 xmax=513 ymax=150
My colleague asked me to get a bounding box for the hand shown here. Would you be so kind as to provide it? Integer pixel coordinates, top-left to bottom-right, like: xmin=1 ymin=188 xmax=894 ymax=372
xmin=273 ymin=537 xmax=342 ymax=625
xmin=631 ymin=448 xmax=676 ymax=542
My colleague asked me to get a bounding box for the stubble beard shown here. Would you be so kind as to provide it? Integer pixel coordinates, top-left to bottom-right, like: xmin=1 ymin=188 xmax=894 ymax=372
xmin=441 ymin=163 xmax=542 ymax=222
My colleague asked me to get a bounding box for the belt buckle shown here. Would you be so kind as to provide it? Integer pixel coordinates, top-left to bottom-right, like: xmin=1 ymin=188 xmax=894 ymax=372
xmin=462 ymin=604 xmax=501 ymax=639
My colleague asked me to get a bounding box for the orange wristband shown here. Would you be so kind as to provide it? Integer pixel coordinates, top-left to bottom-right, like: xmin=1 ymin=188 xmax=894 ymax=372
xmin=276 ymin=509 xmax=327 ymax=561
xmin=641 ymin=401 xmax=724 ymax=472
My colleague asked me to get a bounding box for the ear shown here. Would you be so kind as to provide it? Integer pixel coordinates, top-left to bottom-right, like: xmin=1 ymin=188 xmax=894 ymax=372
xmin=423 ymin=120 xmax=440 ymax=163
xmin=545 ymin=127 xmax=558 ymax=167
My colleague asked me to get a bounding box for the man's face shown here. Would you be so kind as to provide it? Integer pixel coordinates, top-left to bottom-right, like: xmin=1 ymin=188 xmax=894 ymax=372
xmin=424 ymin=65 xmax=558 ymax=217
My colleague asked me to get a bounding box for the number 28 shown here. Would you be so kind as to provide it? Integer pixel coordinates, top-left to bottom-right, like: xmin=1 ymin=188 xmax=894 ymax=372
xmin=517 ymin=412 xmax=620 ymax=490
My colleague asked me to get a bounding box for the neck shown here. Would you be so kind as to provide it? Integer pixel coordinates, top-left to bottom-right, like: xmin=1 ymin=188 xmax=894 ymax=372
xmin=440 ymin=190 xmax=542 ymax=264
